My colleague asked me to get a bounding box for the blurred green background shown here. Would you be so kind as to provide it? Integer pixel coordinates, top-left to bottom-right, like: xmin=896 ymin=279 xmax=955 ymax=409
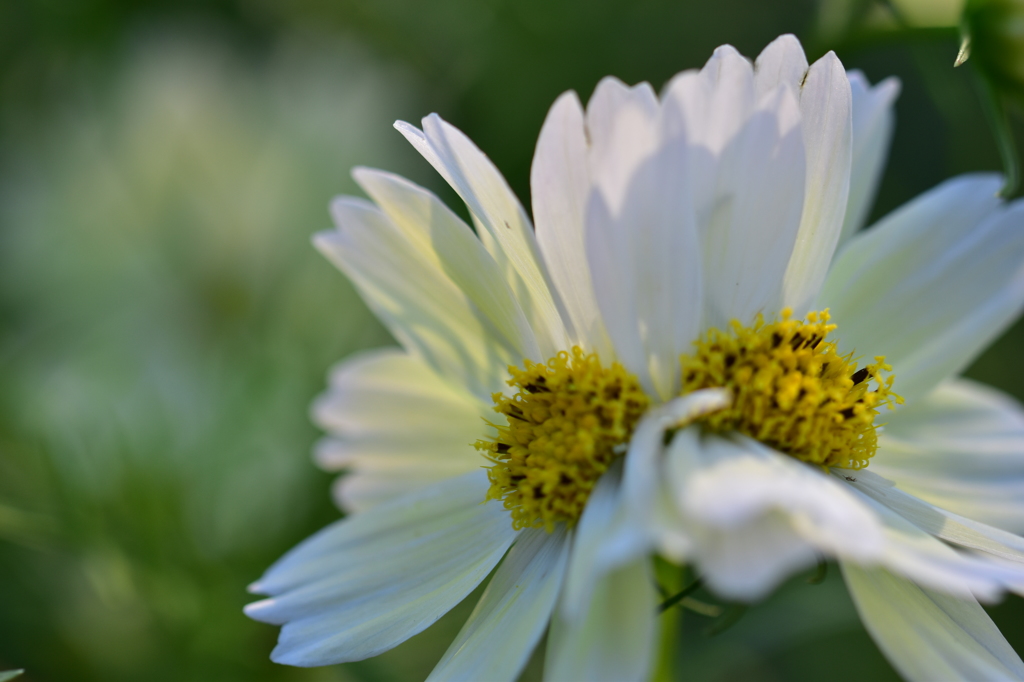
xmin=1 ymin=0 xmax=1023 ymax=680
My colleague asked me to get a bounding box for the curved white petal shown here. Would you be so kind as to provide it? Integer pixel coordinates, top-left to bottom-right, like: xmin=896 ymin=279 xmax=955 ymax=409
xmin=842 ymin=563 xmax=1024 ymax=681
xmin=353 ymin=168 xmax=540 ymax=361
xmin=666 ymin=433 xmax=883 ymax=601
xmin=820 ymin=174 xmax=1024 ymax=404
xmin=753 ymin=34 xmax=809 ymax=100
xmin=394 ymin=115 xmax=568 ymax=357
xmin=839 ymin=71 xmax=900 ymax=246
xmin=427 ymin=527 xmax=570 ymax=682
xmin=836 ymin=468 xmax=1024 ymax=567
xmin=561 ymin=389 xmax=732 ymax=617
xmin=683 ymin=45 xmax=756 ymax=156
xmin=584 ymin=92 xmax=703 ymax=400
xmin=531 ymin=91 xmax=611 ymax=356
xmin=545 ymin=557 xmax=658 ymax=682
xmin=316 ymin=198 xmax=519 ymax=401
xmin=844 ymin=484 xmax=1024 ymax=601
xmin=602 ymin=389 xmax=733 ymax=567
xmin=782 ymin=50 xmax=853 ymax=313
xmin=873 ymin=378 xmax=1024 ymax=534
xmin=245 ymin=472 xmax=515 ymax=666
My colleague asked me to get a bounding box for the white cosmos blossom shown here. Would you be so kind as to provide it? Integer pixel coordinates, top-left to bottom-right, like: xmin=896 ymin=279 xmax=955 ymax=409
xmin=246 ymin=34 xmax=1024 ymax=681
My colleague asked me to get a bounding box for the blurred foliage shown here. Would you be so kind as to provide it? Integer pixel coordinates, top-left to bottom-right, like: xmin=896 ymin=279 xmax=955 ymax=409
xmin=963 ymin=0 xmax=1024 ymax=96
xmin=0 ymin=28 xmax=404 ymax=682
xmin=0 ymin=1 xmax=1023 ymax=681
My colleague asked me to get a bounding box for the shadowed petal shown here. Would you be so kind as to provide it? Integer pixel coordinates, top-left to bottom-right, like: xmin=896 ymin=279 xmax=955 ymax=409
xmin=820 ymin=174 xmax=1024 ymax=404
xmin=545 ymin=557 xmax=658 ymax=682
xmin=317 ymin=198 xmax=520 ymax=401
xmin=843 ymin=563 xmax=1024 ymax=681
xmin=395 ymin=116 xmax=568 ymax=357
xmin=873 ymin=378 xmax=1024 ymax=534
xmin=245 ymin=472 xmax=515 ymax=666
xmin=531 ymin=91 xmax=612 ymax=355
xmin=427 ymin=527 xmax=570 ymax=682
xmin=839 ymin=71 xmax=900 ymax=245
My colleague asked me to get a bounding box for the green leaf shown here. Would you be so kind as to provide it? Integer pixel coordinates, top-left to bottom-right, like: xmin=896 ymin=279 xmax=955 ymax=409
xmin=0 ymin=670 xmax=25 ymax=681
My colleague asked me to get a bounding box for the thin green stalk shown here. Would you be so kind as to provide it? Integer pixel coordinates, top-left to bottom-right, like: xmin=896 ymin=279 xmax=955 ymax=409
xmin=651 ymin=557 xmax=684 ymax=679
xmin=975 ymin=71 xmax=1020 ymax=198
xmin=657 ymin=578 xmax=705 ymax=613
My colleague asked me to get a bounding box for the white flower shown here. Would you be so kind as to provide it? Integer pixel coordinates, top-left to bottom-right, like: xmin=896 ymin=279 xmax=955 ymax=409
xmin=246 ymin=34 xmax=1024 ymax=681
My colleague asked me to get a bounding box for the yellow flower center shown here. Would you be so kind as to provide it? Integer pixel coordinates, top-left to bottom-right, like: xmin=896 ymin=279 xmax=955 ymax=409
xmin=477 ymin=347 xmax=650 ymax=531
xmin=681 ymin=309 xmax=902 ymax=469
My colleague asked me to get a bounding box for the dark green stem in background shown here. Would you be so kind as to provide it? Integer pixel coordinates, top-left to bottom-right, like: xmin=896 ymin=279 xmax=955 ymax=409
xmin=974 ymin=70 xmax=1020 ymax=198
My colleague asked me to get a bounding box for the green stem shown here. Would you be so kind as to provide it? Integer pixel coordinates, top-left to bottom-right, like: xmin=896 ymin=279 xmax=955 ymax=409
xmin=975 ymin=70 xmax=1020 ymax=198
xmin=652 ymin=559 xmax=687 ymax=682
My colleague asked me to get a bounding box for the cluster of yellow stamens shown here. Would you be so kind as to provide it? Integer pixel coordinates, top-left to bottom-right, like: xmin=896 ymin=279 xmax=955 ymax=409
xmin=476 ymin=347 xmax=650 ymax=531
xmin=479 ymin=310 xmax=901 ymax=531
xmin=681 ymin=309 xmax=901 ymax=469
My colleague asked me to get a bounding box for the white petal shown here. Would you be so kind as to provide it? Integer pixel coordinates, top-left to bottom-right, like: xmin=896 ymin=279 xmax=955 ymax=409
xmin=837 ymin=467 xmax=1024 ymax=566
xmin=394 ymin=116 xmax=568 ymax=357
xmin=545 ymin=557 xmax=658 ymax=682
xmin=312 ymin=347 xmax=488 ymax=442
xmin=245 ymin=472 xmax=515 ymax=666
xmin=753 ymin=34 xmax=808 ymax=100
xmin=531 ymin=91 xmax=612 ymax=355
xmin=843 ymin=484 xmax=1022 ymax=601
xmin=754 ymin=44 xmax=898 ymax=251
xmin=602 ymin=390 xmax=733 ymax=567
xmin=690 ymin=45 xmax=756 ymax=154
xmin=838 ymin=72 xmax=900 ymax=246
xmin=659 ymin=47 xmax=754 ymax=245
xmin=842 ymin=563 xmax=1024 ymax=681
xmin=560 ymin=389 xmax=732 ymax=617
xmin=326 ymin=471 xmax=469 ymax=515
xmin=584 ymin=77 xmax=659 ymax=213
xmin=427 ymin=527 xmax=570 ymax=682
xmin=689 ymin=81 xmax=806 ymax=329
xmin=782 ymin=50 xmax=853 ymax=313
xmin=317 ymin=198 xmax=518 ymax=401
xmin=583 ymin=195 xmax=648 ymax=393
xmin=687 ymin=507 xmax=818 ymax=602
xmin=874 ymin=378 xmax=1024 ymax=534
xmin=820 ymin=174 xmax=1024 ymax=403
xmin=353 ymin=168 xmax=540 ymax=361
xmin=312 ymin=349 xmax=491 ymax=511
xmin=584 ymin=101 xmax=703 ymax=400
xmin=559 ymin=461 xmax=624 ymax=620
xmin=667 ymin=433 xmax=883 ymax=601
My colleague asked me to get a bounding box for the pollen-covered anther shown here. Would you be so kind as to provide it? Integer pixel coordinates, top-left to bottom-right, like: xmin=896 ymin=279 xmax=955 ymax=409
xmin=681 ymin=309 xmax=903 ymax=469
xmin=477 ymin=347 xmax=650 ymax=532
